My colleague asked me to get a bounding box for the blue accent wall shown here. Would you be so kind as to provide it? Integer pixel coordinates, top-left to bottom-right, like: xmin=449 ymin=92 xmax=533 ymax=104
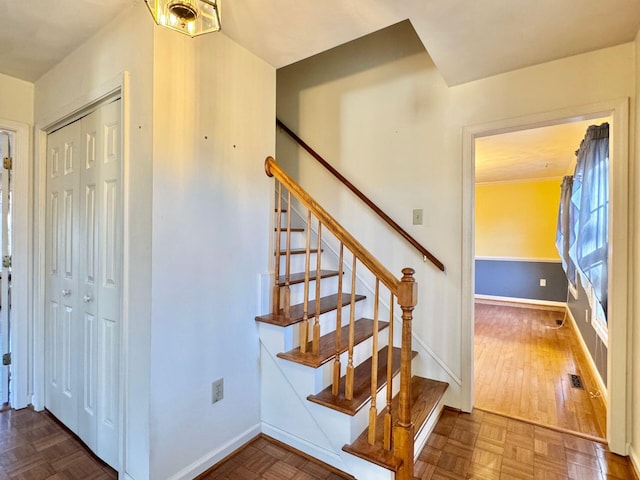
xmin=475 ymin=259 xmax=568 ymax=302
xmin=567 ymin=278 xmax=607 ymax=385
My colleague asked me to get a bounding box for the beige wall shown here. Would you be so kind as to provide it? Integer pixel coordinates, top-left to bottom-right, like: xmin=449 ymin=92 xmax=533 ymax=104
xmin=631 ymin=29 xmax=640 ymax=475
xmin=149 ymin=29 xmax=275 ymax=479
xmin=0 ymin=73 xmax=33 ymax=125
xmin=277 ymin=21 xmax=635 ymax=409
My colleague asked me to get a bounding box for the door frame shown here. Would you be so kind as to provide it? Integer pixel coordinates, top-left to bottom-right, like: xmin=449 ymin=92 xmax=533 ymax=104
xmin=31 ymin=72 xmax=130 ymax=471
xmin=0 ymin=118 xmax=31 ymax=409
xmin=461 ymin=98 xmax=630 ymax=455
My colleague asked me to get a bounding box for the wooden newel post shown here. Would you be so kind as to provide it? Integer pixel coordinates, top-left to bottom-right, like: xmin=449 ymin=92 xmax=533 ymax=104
xmin=394 ymin=267 xmax=417 ymax=480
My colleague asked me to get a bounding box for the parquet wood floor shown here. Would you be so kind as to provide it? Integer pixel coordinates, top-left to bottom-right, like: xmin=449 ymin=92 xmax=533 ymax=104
xmin=0 ymin=407 xmax=116 ymax=480
xmin=474 ymin=302 xmax=607 ymax=439
xmin=197 ymin=434 xmax=353 ymax=480
xmin=2 ymin=404 xmax=635 ymax=480
xmin=414 ymin=408 xmax=635 ymax=480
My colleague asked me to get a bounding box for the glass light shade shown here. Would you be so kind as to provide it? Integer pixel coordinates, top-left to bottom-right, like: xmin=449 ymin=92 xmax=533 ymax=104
xmin=145 ymin=0 xmax=221 ymax=37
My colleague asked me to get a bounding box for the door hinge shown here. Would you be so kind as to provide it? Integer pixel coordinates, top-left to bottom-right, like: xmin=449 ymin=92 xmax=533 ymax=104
xmin=2 ymin=353 xmax=10 ymax=366
xmin=2 ymin=256 xmax=10 ymax=268
xmin=3 ymin=157 xmax=12 ymax=171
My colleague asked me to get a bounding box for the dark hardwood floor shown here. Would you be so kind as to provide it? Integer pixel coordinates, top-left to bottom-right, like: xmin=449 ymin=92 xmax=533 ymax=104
xmin=0 ymin=407 xmax=116 ymax=479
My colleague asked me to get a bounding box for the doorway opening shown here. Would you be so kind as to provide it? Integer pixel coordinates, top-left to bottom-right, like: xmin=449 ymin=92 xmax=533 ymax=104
xmin=462 ymin=100 xmax=630 ymax=454
xmin=473 ymin=117 xmax=610 ymax=439
xmin=0 ymin=129 xmax=13 ymax=409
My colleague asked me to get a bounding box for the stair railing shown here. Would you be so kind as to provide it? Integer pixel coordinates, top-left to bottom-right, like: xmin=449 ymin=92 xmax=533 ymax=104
xmin=267 ymin=156 xmax=417 ymax=480
xmin=276 ymin=118 xmax=445 ymax=272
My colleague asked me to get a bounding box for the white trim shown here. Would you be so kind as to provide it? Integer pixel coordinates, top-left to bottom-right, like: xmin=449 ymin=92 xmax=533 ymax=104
xmin=0 ymin=118 xmax=31 ymax=409
xmin=629 ymin=445 xmax=640 ymax=480
xmin=414 ymin=402 xmax=445 ymax=461
xmin=568 ymin=281 xmax=579 ymax=300
xmin=474 ymin=294 xmax=566 ymax=309
xmin=167 ymin=423 xmax=261 ymax=480
xmin=32 ymin=72 xmax=129 ymax=474
xmin=411 ymin=333 xmax=462 ymax=386
xmin=261 ymin=423 xmax=347 ymax=472
xmin=476 ymin=175 xmax=565 ymax=186
xmin=475 ymin=256 xmax=561 ymax=263
xmin=565 ymin=306 xmax=607 ymax=403
xmin=462 ymin=99 xmax=630 ymax=454
xmin=119 ymin=71 xmax=131 ymax=480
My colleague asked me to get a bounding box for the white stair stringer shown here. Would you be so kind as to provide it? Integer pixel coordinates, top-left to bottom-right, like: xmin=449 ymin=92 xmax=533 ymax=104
xmin=259 ymin=324 xmax=394 ymax=480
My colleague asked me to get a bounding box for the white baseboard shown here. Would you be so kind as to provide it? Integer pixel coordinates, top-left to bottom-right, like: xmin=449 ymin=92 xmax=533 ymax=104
xmin=565 ymin=306 xmax=607 ymax=405
xmin=166 ymin=423 xmax=261 ymax=480
xmin=261 ymin=422 xmax=350 ymax=473
xmin=475 ymin=294 xmax=566 ymax=310
xmin=414 ymin=402 xmax=445 ymax=462
xmin=629 ymin=445 xmax=640 ymax=480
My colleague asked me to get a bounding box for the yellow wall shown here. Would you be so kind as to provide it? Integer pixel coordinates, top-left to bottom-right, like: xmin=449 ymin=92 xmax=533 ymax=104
xmin=475 ymin=179 xmax=562 ymax=259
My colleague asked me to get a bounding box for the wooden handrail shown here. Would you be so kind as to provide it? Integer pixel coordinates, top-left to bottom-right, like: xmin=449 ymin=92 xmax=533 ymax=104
xmin=266 ymin=155 xmax=417 ymax=480
xmin=266 ymin=157 xmax=401 ymax=293
xmin=276 ymin=118 xmax=445 ymax=272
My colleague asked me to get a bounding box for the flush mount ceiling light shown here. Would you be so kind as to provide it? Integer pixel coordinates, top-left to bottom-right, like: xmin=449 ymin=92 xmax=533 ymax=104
xmin=145 ymin=0 xmax=221 ymax=37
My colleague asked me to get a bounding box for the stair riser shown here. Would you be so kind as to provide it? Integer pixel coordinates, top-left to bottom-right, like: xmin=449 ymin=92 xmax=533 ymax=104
xmin=306 ymin=373 xmax=400 ymax=445
xmin=278 ymin=252 xmax=324 ymax=274
xmin=413 ymin=402 xmax=445 ymax=464
xmin=276 ymin=230 xmax=314 ymax=251
xmin=279 ymin=331 xmax=392 ymax=392
xmin=282 ymin=276 xmax=341 ymax=305
xmin=295 ymin=306 xmax=370 ymax=344
xmin=347 ymin=456 xmax=395 ymax=480
xmin=261 ymin=321 xmax=395 ymax=396
xmin=259 ymin=303 xmax=369 ymax=351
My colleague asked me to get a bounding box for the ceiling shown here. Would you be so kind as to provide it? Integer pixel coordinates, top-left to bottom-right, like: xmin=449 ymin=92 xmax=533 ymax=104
xmin=475 ymin=118 xmax=610 ymax=184
xmin=1 ymin=0 xmax=639 ymax=85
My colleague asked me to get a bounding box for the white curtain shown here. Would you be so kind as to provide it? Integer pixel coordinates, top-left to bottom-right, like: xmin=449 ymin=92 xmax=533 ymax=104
xmin=558 ymin=122 xmax=609 ymax=323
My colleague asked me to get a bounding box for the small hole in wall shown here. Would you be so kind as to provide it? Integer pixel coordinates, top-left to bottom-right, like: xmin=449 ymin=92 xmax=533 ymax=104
xmin=204 ymin=136 xmax=208 ymax=140
xmin=233 ymin=145 xmax=236 ymax=148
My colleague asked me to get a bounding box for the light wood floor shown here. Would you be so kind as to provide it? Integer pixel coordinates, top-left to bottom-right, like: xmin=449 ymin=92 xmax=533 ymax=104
xmin=474 ymin=302 xmax=607 ymax=439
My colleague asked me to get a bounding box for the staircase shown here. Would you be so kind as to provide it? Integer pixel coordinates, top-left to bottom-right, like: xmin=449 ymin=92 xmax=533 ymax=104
xmin=256 ymin=157 xmax=448 ymax=480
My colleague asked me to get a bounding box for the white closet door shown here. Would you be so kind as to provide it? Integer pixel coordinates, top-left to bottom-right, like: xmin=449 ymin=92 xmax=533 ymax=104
xmin=45 ymin=121 xmax=82 ymax=433
xmin=77 ymin=107 xmax=100 ymax=454
xmin=45 ymin=99 xmax=122 ymax=469
xmin=92 ymin=100 xmax=121 ymax=467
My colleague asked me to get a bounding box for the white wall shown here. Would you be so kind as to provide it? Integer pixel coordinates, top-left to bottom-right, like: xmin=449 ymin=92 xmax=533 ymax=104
xmin=0 ymin=73 xmax=33 ymax=125
xmin=277 ymin=22 xmax=635 ymax=410
xmin=149 ymin=29 xmax=275 ymax=479
xmin=34 ymin=4 xmax=154 ymax=479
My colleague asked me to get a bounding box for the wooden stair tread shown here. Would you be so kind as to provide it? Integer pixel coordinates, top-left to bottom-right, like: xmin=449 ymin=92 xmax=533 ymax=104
xmin=276 ymin=248 xmax=322 ymax=255
xmin=277 ymin=270 xmax=340 ymax=286
xmin=255 ymin=293 xmax=365 ymax=327
xmin=275 ymin=227 xmax=304 ymax=232
xmin=342 ymin=376 xmax=449 ymax=472
xmin=308 ymin=346 xmax=417 ymax=416
xmin=277 ymin=318 xmax=386 ymax=368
